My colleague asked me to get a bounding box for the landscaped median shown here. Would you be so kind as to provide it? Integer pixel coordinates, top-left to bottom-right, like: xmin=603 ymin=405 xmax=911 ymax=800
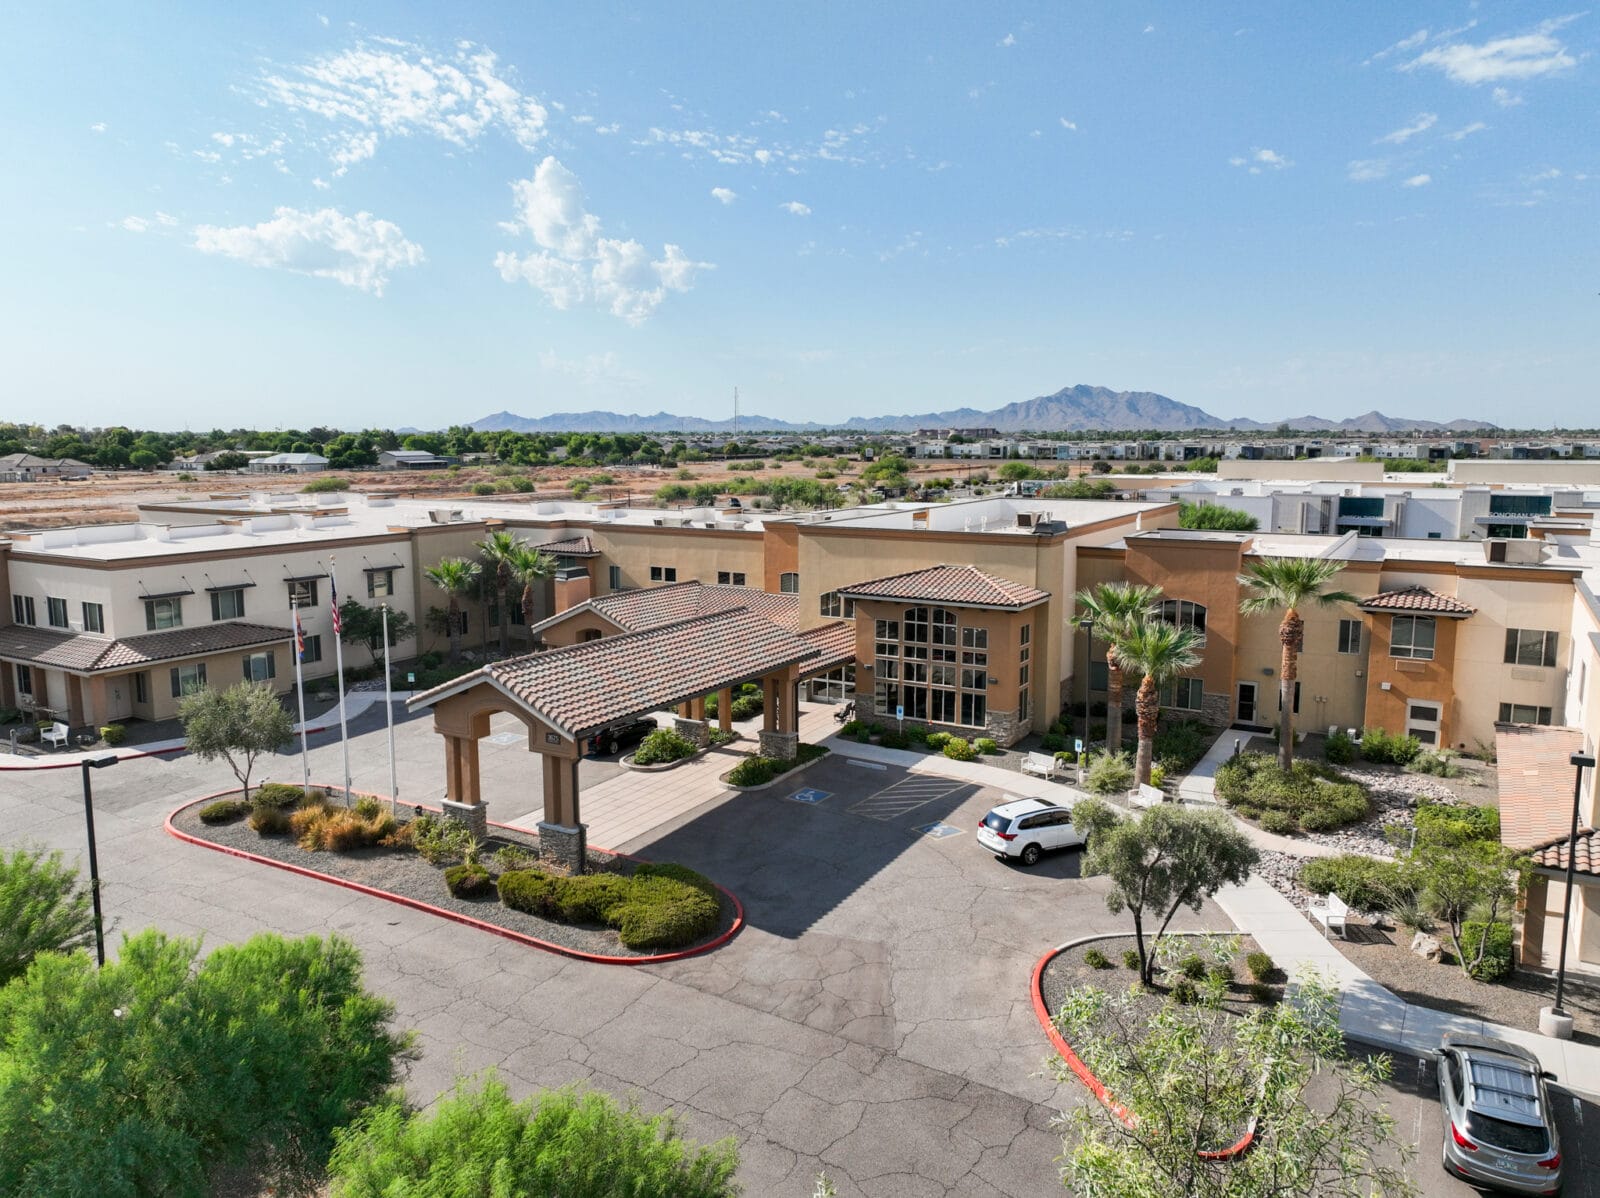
xmin=167 ymin=783 xmax=743 ymax=965
xmin=720 ymin=742 xmax=829 ymax=789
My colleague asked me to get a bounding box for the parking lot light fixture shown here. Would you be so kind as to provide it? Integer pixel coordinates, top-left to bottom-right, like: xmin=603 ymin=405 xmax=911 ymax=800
xmin=1550 ymin=752 xmax=1596 ymax=1025
xmin=1078 ymin=617 xmax=1094 ymax=755
xmin=80 ymin=755 xmax=118 ymax=968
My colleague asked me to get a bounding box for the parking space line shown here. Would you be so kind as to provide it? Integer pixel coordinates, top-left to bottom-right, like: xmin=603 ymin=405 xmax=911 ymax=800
xmin=848 ymin=776 xmax=968 ymax=822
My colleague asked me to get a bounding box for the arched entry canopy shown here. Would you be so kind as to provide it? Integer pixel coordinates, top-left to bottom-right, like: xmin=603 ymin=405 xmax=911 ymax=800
xmin=407 ymin=606 xmax=846 ymax=871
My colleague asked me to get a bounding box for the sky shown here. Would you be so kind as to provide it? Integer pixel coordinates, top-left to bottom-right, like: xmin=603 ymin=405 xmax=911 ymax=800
xmin=1 ymin=3 xmax=1595 ymax=430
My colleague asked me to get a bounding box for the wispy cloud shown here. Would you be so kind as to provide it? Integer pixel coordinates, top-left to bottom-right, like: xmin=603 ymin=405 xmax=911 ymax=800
xmin=1404 ymin=16 xmax=1580 ymax=84
xmin=121 ymin=216 xmax=149 ymax=233
xmin=1402 ymin=174 xmax=1432 ymax=188
xmin=998 ymin=32 xmax=1016 ymax=47
xmin=194 ymin=207 xmax=425 ymax=295
xmin=1445 ymin=121 xmax=1489 ymax=140
xmin=1365 ymin=28 xmax=1429 ymax=65
xmin=1347 ymin=158 xmax=1390 ymax=182
xmin=641 ymin=119 xmax=880 ymax=168
xmin=781 ymin=200 xmax=811 ymax=216
xmin=537 ymin=349 xmax=643 ymax=389
xmin=1230 ymin=147 xmax=1291 ymax=174
xmin=1492 ymin=87 xmax=1525 ymax=107
xmin=494 ymin=156 xmax=709 ymax=324
xmin=89 ymin=122 xmax=107 ymax=134
xmin=710 ymin=187 xmax=737 ymax=205
xmin=1059 ymin=116 xmax=1077 ymax=131
xmin=1377 ymin=112 xmax=1437 ymax=144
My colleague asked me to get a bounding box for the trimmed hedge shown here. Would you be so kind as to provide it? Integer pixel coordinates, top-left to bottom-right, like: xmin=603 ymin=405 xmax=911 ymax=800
xmin=942 ymin=737 xmax=978 ymax=762
xmin=253 ymin=782 xmax=318 ymax=810
xmin=1359 ymin=727 xmax=1422 ymax=766
xmin=444 ymin=862 xmax=493 ymax=898
xmin=199 ymin=799 xmax=249 ymax=825
xmin=726 ymin=757 xmax=777 ymax=787
xmin=633 ymin=728 xmax=698 ymax=766
xmin=1297 ymin=854 xmax=1415 ymax=913
xmin=497 ymin=865 xmax=720 ymax=950
xmin=1214 ymin=752 xmax=1370 ymax=834
xmin=1461 ymin=920 xmax=1514 ymax=982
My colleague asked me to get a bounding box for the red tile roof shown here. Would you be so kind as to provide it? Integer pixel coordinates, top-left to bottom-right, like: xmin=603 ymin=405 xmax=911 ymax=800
xmin=1529 ymin=829 xmax=1600 ymax=878
xmin=1497 ymin=723 xmax=1586 ymax=850
xmin=799 ymin=620 xmax=857 ymax=674
xmin=839 ymin=564 xmax=1049 ymax=610
xmin=412 ymin=607 xmax=823 ymax=737
xmin=532 ymin=535 xmax=599 ymax=558
xmin=1358 ymin=586 xmax=1476 ymax=617
xmin=544 ymin=580 xmax=802 ymax=635
xmin=0 ymin=621 xmax=292 ymax=673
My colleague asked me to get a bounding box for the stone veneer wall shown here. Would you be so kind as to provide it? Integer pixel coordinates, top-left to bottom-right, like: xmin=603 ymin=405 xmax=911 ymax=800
xmin=856 ymin=692 xmax=1031 ymax=747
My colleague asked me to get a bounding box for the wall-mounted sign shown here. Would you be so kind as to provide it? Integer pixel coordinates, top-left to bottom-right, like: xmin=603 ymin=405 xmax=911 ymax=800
xmin=545 ymin=732 xmax=561 ymax=745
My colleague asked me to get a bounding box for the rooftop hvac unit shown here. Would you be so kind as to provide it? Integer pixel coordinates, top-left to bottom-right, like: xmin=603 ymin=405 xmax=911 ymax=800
xmin=1017 ymin=513 xmax=1033 ymax=528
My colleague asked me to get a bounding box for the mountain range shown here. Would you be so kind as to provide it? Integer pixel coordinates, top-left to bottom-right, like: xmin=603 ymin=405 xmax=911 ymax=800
xmin=471 ymin=384 xmax=1498 ymax=436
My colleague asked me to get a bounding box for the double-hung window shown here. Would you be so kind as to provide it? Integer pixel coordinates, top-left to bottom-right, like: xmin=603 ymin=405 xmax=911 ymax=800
xmin=82 ymin=601 xmax=104 ymax=633
xmin=1161 ymin=677 xmax=1203 ymax=710
xmin=287 ymin=580 xmax=319 ymax=608
xmin=46 ymin=597 xmax=69 ymax=629
xmin=716 ymin=571 xmax=746 ymax=586
xmin=145 ymin=597 xmax=183 ymax=630
xmin=11 ymin=596 xmax=35 ymax=625
xmin=242 ymin=650 xmax=276 ymax=682
xmin=1499 ymin=703 xmax=1553 ymax=725
xmin=170 ymin=662 xmax=207 ymax=697
xmin=211 ymin=588 xmax=246 ymax=621
xmin=1337 ymin=619 xmax=1362 ymax=655
xmin=1504 ymin=628 xmax=1558 ymax=668
xmin=367 ymin=570 xmax=395 ymax=599
xmin=1389 ymin=615 xmax=1435 ymax=661
xmin=649 ymin=565 xmax=677 ymax=583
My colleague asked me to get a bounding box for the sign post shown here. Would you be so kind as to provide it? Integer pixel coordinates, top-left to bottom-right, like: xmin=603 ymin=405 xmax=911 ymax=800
xmin=1074 ymin=737 xmax=1085 ymax=784
xmin=895 ymin=703 xmax=905 ymax=735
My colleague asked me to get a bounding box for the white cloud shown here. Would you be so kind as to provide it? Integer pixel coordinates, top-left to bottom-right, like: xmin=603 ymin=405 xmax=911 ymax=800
xmin=121 ymin=216 xmax=149 ymax=233
xmin=1365 ymin=28 xmax=1429 ymax=64
xmin=259 ymin=39 xmax=548 ymax=173
xmin=594 ymin=122 xmax=620 ymax=135
xmin=710 ymin=187 xmax=737 ymax=205
xmin=1377 ymin=112 xmax=1437 ymax=144
xmin=1402 ymin=173 xmax=1432 ymax=187
xmin=1143 ymin=24 xmax=1155 ymax=34
xmin=494 ymin=156 xmax=709 ymax=324
xmin=89 ymin=122 xmax=107 ymax=134
xmin=1347 ymin=158 xmax=1390 ymax=182
xmin=311 ymin=176 xmax=330 ymax=190
xmin=1446 ymin=121 xmax=1489 ymax=140
xmin=1231 ymin=147 xmax=1291 ymax=174
xmin=781 ymin=200 xmax=811 ymax=216
xmin=999 ymin=32 xmax=1016 ymax=47
xmin=1404 ymin=16 xmax=1580 ymax=84
xmin=1059 ymin=117 xmax=1077 ymax=131
xmin=537 ymin=349 xmax=643 ymax=388
xmin=317 ymin=13 xmax=329 ymax=26
xmin=1493 ymin=87 xmax=1525 ymax=107
xmin=193 ymin=206 xmax=424 ymax=295
xmin=211 ymin=132 xmax=236 ymax=148
xmin=154 ymin=212 xmax=178 ymax=227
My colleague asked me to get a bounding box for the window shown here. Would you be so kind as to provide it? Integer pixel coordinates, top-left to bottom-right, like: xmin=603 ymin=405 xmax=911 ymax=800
xmin=287 ymin=580 xmax=319 ymax=608
xmin=11 ymin=595 xmax=35 ymax=625
xmin=608 ymin=565 xmax=622 ymax=590
xmin=960 ymin=667 xmax=988 ymax=691
xmin=820 ymin=591 xmax=856 ymax=618
xmin=134 ymin=672 xmax=149 ymax=704
xmin=874 ymin=619 xmax=899 ymax=657
xmin=1337 ymin=619 xmax=1362 ymax=655
xmin=961 ymin=626 xmax=988 ymax=651
xmin=1158 ymin=599 xmax=1207 ymax=640
xmin=903 ymin=607 xmax=929 ymax=643
xmin=1089 ymin=660 xmax=1108 ymax=691
xmin=649 ymin=565 xmax=677 ymax=583
xmin=716 ymin=571 xmax=746 ymax=586
xmin=242 ymin=650 xmax=276 ymax=682
xmin=211 ymin=588 xmax=246 ymax=621
xmin=1161 ymin=677 xmax=1203 ymax=711
xmin=932 ymin=608 xmax=956 ymax=645
xmin=961 ymin=692 xmax=987 ymax=727
xmin=82 ymin=602 xmax=104 ymax=634
xmin=301 ymin=634 xmax=323 ymax=663
xmin=367 ymin=570 xmax=395 ymax=598
xmin=169 ymin=662 xmax=207 ymax=697
xmin=15 ymin=664 xmax=32 ymax=696
xmin=1499 ymin=703 xmax=1553 ymax=725
xmin=1277 ymin=681 xmax=1302 ymax=715
xmin=145 ymin=597 xmax=183 ymax=630
xmin=46 ymin=597 xmax=68 ymax=629
xmin=1389 ymin=615 xmax=1435 ymax=660
xmin=1504 ymin=628 xmax=1558 ymax=668
xmin=780 ymin=572 xmax=799 ymax=594
xmin=1018 ymin=687 xmax=1030 ymax=722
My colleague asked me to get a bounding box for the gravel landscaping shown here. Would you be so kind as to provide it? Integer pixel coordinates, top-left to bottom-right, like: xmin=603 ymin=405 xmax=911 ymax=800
xmin=170 ymin=796 xmax=739 ymax=960
xmin=1039 ymin=932 xmax=1281 ymax=1029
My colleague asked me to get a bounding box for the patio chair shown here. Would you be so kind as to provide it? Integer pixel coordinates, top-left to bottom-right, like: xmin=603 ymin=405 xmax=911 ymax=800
xmin=41 ymin=721 xmax=70 ymax=750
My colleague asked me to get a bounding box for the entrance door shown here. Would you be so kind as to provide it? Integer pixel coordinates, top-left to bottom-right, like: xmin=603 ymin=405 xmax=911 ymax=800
xmin=1237 ymin=682 xmax=1258 ymax=724
xmin=1405 ymin=701 xmax=1442 ymax=746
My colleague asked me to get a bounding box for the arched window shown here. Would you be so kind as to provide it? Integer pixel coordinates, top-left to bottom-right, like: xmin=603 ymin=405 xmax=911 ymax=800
xmin=1158 ymin=599 xmax=1207 ymax=640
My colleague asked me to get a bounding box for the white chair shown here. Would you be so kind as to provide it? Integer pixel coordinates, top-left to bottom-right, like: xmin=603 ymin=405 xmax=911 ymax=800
xmin=1308 ymin=893 xmax=1349 ymax=939
xmin=41 ymin=721 xmax=70 ymax=749
xmin=1022 ymin=751 xmax=1065 ymax=779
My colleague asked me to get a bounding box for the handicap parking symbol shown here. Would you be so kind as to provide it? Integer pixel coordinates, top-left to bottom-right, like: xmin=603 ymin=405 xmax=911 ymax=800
xmin=914 ymin=821 xmax=963 ymax=840
xmin=789 ymin=787 xmax=831 ymax=805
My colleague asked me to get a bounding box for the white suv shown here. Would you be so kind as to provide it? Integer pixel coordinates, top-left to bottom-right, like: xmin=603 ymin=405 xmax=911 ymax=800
xmin=976 ymin=797 xmax=1086 ymax=867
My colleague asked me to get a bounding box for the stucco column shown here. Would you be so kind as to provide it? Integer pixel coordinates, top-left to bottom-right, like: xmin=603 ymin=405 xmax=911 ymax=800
xmin=1519 ymin=875 xmax=1549 ymax=967
xmin=444 ymin=734 xmax=482 ymax=805
xmin=85 ymin=676 xmax=109 ymax=728
xmin=541 ymin=754 xmax=581 ymax=826
xmin=763 ymin=675 xmax=779 ymax=731
xmin=0 ymin=663 xmax=14 ymax=710
xmin=717 ymin=687 xmax=733 ymax=733
xmin=66 ymin=675 xmax=85 ymax=729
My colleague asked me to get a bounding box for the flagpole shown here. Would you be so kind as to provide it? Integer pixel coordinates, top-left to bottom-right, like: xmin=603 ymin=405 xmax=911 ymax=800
xmin=292 ymin=599 xmax=310 ymax=794
xmin=330 ymin=558 xmax=352 ymax=806
xmin=382 ymin=603 xmax=397 ymax=815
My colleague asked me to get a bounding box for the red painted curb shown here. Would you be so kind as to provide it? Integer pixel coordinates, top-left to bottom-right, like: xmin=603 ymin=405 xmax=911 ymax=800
xmin=1031 ymin=943 xmax=1256 ymax=1160
xmin=166 ymin=784 xmax=745 ymax=967
xmin=0 ymin=723 xmax=336 ymax=771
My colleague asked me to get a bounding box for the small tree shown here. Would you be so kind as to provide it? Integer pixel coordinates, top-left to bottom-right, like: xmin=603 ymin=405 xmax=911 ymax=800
xmin=1075 ymin=798 xmax=1259 ymax=984
xmin=1074 ymin=582 xmax=1162 ymax=755
xmin=337 ymin=598 xmax=416 ymax=660
xmin=1111 ymin=619 xmax=1204 ymax=786
xmin=1178 ymin=501 xmax=1259 ymax=531
xmin=1053 ymin=976 xmax=1416 ymax=1197
xmin=0 ymin=847 xmax=94 ymax=985
xmin=178 ymin=681 xmax=293 ymax=802
xmin=1410 ymin=837 xmax=1526 ymax=979
xmin=424 ymin=557 xmax=482 ymax=663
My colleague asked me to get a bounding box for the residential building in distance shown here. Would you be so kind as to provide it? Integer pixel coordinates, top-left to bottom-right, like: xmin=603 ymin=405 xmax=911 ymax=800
xmin=0 ymin=454 xmax=93 ymax=482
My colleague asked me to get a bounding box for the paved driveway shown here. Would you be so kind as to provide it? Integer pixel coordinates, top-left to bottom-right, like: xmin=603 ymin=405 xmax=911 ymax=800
xmin=1 ymin=709 xmax=1229 ymax=1195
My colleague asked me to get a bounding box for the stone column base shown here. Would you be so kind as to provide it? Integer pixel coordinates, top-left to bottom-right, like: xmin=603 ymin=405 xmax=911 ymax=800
xmin=440 ymin=799 xmax=487 ymax=840
xmin=538 ymin=821 xmax=587 ymax=871
xmin=759 ymin=730 xmax=799 ymax=760
xmin=673 ymin=717 xmax=710 ymax=747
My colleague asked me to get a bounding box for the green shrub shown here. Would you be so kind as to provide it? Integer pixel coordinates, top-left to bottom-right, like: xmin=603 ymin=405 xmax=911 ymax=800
xmin=492 ymin=844 xmax=539 ymax=874
xmin=728 ymin=695 xmax=764 ymax=721
xmin=1323 ymin=729 xmax=1357 ymax=765
xmin=552 ymin=874 xmax=634 ymax=924
xmin=199 ymin=799 xmax=249 ymax=824
xmin=1214 ymin=752 xmax=1370 ymax=831
xmin=1208 ymin=961 xmax=1234 ymax=987
xmin=411 ymin=814 xmax=478 ymax=865
xmin=1179 ymin=953 xmax=1207 ymax=981
xmin=633 ymin=728 xmax=698 ymax=766
xmin=1122 ymin=948 xmax=1141 ymax=971
xmin=498 ymin=869 xmax=564 ymax=918
xmin=926 ymin=731 xmax=952 ymax=749
xmin=248 ymin=804 xmax=292 ymax=834
xmin=97 ymin=723 xmax=126 ymax=746
xmin=942 ymin=737 xmax=978 ymax=762
xmin=876 ymin=730 xmax=909 ymax=749
xmin=1233 ymin=804 xmax=1260 ymax=821
xmin=974 ymin=737 xmax=1000 ymax=755
xmin=252 ymin=782 xmax=313 ymax=809
xmin=727 ymin=756 xmax=777 ymax=786
xmin=1245 ymin=950 xmax=1275 ymax=982
xmin=1259 ymin=809 xmax=1298 ymax=834
xmin=839 ymin=719 xmax=866 ymax=737
xmin=1040 ymin=732 xmax=1066 ymax=752
xmin=302 ymin=475 xmax=352 ymax=492
xmin=1461 ymin=920 xmax=1514 ymax=982
xmin=1148 ymin=763 xmax=1167 ymax=789
xmin=1298 ymin=854 xmax=1415 ymax=913
xmin=326 ymin=1074 xmax=739 ymax=1195
xmin=0 ymin=848 xmax=94 ymax=986
xmin=611 ymin=877 xmax=720 ymax=950
xmin=1415 ymin=803 xmax=1499 ymax=844
xmin=1083 ymin=948 xmax=1112 ymax=970
xmin=1407 ymin=749 xmax=1462 ymax=778
xmin=1084 ymin=750 xmax=1134 ymax=795
xmin=633 ymin=862 xmax=718 ymax=899
xmin=1151 ymin=719 xmax=1212 ymax=772
xmin=1247 ymin=981 xmax=1277 ymax=1004
xmin=444 ymin=862 xmax=493 ymax=898
xmin=1359 ymin=727 xmax=1421 ymax=765
xmin=1169 ymin=977 xmax=1199 ymax=1004
xmin=353 ymin=795 xmax=384 ymax=820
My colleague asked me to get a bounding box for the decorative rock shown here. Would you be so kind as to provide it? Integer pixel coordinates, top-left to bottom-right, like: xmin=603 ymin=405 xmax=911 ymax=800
xmin=1410 ymin=932 xmax=1443 ymax=963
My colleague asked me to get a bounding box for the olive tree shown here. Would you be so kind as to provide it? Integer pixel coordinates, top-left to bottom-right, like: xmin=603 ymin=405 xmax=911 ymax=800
xmin=1410 ymin=837 xmax=1526 ymax=980
xmin=1053 ymin=976 xmax=1415 ymax=1197
xmin=178 ymin=681 xmax=293 ymax=801
xmin=1075 ymin=798 xmax=1259 ymax=984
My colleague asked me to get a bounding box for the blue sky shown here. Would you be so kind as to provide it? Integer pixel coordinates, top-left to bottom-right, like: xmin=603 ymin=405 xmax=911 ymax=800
xmin=2 ymin=4 xmax=1594 ymax=430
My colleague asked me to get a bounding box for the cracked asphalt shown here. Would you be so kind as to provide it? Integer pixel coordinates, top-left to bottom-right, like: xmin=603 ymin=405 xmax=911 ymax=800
xmin=1 ymin=710 xmax=1229 ymax=1195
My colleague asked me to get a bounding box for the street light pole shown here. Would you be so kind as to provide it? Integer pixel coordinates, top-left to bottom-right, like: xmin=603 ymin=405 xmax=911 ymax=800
xmin=1079 ymin=617 xmax=1095 ymax=756
xmin=80 ymin=755 xmax=118 ymax=967
xmin=1552 ymin=751 xmax=1596 ymax=1021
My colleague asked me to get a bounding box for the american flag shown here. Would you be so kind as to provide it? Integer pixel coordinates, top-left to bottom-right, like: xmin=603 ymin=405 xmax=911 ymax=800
xmin=330 ymin=570 xmax=342 ymax=635
xmin=294 ymin=608 xmax=306 ymax=660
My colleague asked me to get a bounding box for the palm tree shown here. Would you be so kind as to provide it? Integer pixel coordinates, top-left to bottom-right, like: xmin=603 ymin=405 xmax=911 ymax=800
xmin=1112 ymin=620 xmax=1204 ymax=788
xmin=1074 ymin=582 xmax=1163 ymax=753
xmin=1238 ymin=557 xmax=1358 ymax=769
xmin=475 ymin=529 xmax=523 ymax=656
xmin=424 ymin=557 xmax=481 ymax=663
xmin=507 ymin=543 xmax=555 ymax=638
